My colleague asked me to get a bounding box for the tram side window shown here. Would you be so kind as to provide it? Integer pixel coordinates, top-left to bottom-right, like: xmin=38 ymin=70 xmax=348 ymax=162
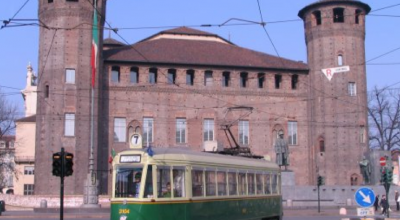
xmin=144 ymin=165 xmax=154 ymax=198
xmin=157 ymin=166 xmax=171 ymax=198
xmin=238 ymin=172 xmax=247 ymax=195
xmin=272 ymin=173 xmax=278 ymax=194
xmin=115 ymin=167 xmax=143 ymax=198
xmin=256 ymin=173 xmax=263 ymax=195
xmin=192 ymin=169 xmax=204 ymax=197
xmin=247 ymin=173 xmax=255 ymax=195
xmin=217 ymin=171 xmax=227 ymax=196
xmin=264 ymin=173 xmax=271 ymax=194
xmin=205 ymin=169 xmax=216 ymax=196
xmin=173 ymin=167 xmax=185 ymax=198
xmin=228 ymin=171 xmax=237 ymax=196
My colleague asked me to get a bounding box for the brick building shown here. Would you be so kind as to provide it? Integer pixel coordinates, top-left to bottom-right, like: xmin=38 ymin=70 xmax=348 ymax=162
xmin=35 ymin=0 xmax=371 ymax=195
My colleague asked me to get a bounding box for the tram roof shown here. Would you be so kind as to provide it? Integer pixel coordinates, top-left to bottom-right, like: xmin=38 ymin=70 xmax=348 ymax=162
xmin=117 ymin=147 xmax=279 ymax=171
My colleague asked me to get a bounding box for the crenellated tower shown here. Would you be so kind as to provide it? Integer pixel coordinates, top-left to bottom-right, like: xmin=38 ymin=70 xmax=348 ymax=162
xmin=35 ymin=0 xmax=106 ymax=195
xmin=299 ymin=0 xmax=371 ymax=185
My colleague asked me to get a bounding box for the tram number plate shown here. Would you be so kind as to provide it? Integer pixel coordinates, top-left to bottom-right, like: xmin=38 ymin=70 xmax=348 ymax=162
xmin=119 ymin=209 xmax=130 ymax=214
xmin=120 ymin=155 xmax=141 ymax=163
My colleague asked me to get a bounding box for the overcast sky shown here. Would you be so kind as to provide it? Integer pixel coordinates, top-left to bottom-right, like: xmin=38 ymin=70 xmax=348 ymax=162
xmin=0 ymin=0 xmax=399 ymax=117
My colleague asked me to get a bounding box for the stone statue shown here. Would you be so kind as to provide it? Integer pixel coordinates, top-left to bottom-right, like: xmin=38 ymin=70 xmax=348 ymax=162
xmin=274 ymin=130 xmax=289 ymax=170
xmin=359 ymin=157 xmax=371 ymax=185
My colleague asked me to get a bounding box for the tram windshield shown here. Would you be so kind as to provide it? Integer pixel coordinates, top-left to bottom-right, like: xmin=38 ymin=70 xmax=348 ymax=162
xmin=114 ymin=166 xmax=143 ymax=198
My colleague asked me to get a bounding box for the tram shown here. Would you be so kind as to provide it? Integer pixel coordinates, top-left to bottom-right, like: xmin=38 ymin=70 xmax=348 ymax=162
xmin=110 ymin=147 xmax=282 ymax=220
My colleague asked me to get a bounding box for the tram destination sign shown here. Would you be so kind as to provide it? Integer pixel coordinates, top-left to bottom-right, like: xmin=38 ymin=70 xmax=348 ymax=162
xmin=120 ymin=155 xmax=141 ymax=163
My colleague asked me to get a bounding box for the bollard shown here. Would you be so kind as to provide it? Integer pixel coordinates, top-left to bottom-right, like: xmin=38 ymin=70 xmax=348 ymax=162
xmin=339 ymin=207 xmax=347 ymax=215
xmin=346 ymin=198 xmax=352 ymax=206
xmin=287 ymin=199 xmax=293 ymax=207
xmin=40 ymin=199 xmax=47 ymax=208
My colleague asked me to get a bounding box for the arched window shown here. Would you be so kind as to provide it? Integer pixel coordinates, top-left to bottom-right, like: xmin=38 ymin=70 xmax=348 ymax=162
xmin=312 ymin=10 xmax=322 ymax=26
xmin=130 ymin=67 xmax=139 ymax=84
xmin=338 ymin=54 xmax=343 ymax=66
xmin=111 ymin=66 xmax=120 ymax=83
xmin=319 ymin=139 xmax=325 ymax=153
xmin=355 ymin=9 xmax=362 ymax=24
xmin=149 ymin=67 xmax=158 ymax=84
xmin=350 ymin=174 xmax=359 ymax=186
xmin=333 ymin=8 xmax=345 ymax=23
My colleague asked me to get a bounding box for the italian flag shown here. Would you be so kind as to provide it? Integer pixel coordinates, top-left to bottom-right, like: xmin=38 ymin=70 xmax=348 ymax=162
xmin=91 ymin=0 xmax=98 ymax=88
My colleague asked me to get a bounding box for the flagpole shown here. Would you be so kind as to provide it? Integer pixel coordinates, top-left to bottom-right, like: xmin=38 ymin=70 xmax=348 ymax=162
xmin=83 ymin=0 xmax=99 ymax=207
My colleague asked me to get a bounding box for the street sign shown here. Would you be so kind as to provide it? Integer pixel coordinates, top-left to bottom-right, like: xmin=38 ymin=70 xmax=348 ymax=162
xmin=356 ymin=207 xmax=374 ymax=217
xmin=380 ymin=157 xmax=386 ymax=166
xmin=321 ymin=65 xmax=350 ymax=81
xmin=355 ymin=188 xmax=375 ymax=208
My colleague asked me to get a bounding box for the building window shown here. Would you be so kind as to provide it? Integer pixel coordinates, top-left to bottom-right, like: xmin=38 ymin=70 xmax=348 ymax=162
xmin=312 ymin=10 xmax=322 ymax=25
xmin=238 ymin=120 xmax=249 ymax=145
xmin=204 ymin=71 xmax=213 ymax=86
xmin=168 ymin=69 xmax=176 ymax=84
xmin=0 ymin=141 xmax=5 ymax=148
xmin=275 ymin=74 xmax=282 ymax=89
xmin=240 ymin=72 xmax=248 ymax=88
xmin=333 ymin=8 xmax=345 ymax=23
xmin=355 ymin=9 xmax=362 ymax=24
xmin=114 ymin=118 xmax=126 ymax=142
xmin=48 ymin=0 xmax=53 ymax=3
xmin=149 ymin=68 xmax=158 ymax=84
xmin=66 ymin=0 xmax=78 ymax=2
xmin=176 ymin=118 xmax=186 ymax=144
xmin=338 ymin=55 xmax=343 ymax=66
xmin=360 ymin=126 xmax=365 ymax=143
xmin=291 ymin=75 xmax=298 ymax=90
xmin=203 ymin=119 xmax=214 ymax=141
xmin=288 ymin=121 xmax=297 ymax=145
xmin=64 ymin=113 xmax=75 ymax=136
xmin=258 ymin=73 xmax=265 ymax=88
xmin=143 ymin=117 xmax=154 ymax=146
xmin=186 ymin=70 xmax=194 ymax=86
xmin=24 ymin=184 xmax=34 ymax=195
xmin=111 ymin=66 xmax=120 ymax=83
xmin=65 ymin=69 xmax=75 ymax=84
xmin=24 ymin=166 xmax=34 ymax=175
xmin=130 ymin=67 xmax=139 ymax=84
xmin=348 ymin=82 xmax=356 ymax=96
xmin=222 ymin=71 xmax=230 ymax=87
xmin=319 ymin=140 xmax=325 ymax=152
xmin=45 ymin=85 xmax=49 ymax=98
xmin=9 ymin=141 xmax=14 ymax=148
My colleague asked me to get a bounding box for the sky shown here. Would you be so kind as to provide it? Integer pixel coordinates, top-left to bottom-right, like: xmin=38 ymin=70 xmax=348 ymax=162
xmin=0 ymin=0 xmax=399 ymax=118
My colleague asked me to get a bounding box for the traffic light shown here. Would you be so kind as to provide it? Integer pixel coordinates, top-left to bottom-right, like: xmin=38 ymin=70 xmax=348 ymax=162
xmin=64 ymin=153 xmax=74 ymax=176
xmin=388 ymin=168 xmax=393 ymax=183
xmin=52 ymin=152 xmax=62 ymax=177
xmin=317 ymin=176 xmax=323 ymax=186
xmin=381 ymin=168 xmax=388 ymax=184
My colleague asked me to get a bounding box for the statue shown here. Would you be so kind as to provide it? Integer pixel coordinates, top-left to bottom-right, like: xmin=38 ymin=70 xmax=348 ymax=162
xmin=274 ymin=130 xmax=289 ymax=170
xmin=359 ymin=156 xmax=371 ymax=185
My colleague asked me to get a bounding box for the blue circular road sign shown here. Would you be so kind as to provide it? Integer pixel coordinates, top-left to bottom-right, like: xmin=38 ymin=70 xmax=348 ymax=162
xmin=355 ymin=187 xmax=376 ymax=207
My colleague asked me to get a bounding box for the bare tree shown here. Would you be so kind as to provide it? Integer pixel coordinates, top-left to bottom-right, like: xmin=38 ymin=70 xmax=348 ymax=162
xmin=0 ymin=89 xmax=18 ymax=139
xmin=368 ymin=86 xmax=400 ymax=150
xmin=0 ymin=89 xmax=19 ymax=192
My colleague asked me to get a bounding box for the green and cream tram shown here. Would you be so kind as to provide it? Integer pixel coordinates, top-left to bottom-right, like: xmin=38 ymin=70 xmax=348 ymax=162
xmin=111 ymin=148 xmax=282 ymax=220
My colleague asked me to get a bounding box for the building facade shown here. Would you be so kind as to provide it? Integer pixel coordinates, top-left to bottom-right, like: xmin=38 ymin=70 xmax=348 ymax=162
xmin=35 ymin=0 xmax=371 ymax=195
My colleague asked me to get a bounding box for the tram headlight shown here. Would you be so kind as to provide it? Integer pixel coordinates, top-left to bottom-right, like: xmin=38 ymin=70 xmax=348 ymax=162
xmin=123 ymin=199 xmax=127 ymax=205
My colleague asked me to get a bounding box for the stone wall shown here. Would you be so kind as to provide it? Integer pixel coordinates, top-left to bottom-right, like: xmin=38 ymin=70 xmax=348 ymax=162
xmin=0 ymin=194 xmax=110 ymax=208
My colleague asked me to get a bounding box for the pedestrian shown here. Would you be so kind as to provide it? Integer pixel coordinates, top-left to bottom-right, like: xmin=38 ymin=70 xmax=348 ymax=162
xmin=396 ymin=190 xmax=399 ymax=211
xmin=380 ymin=195 xmax=389 ymax=216
xmin=374 ymin=194 xmax=380 ymax=212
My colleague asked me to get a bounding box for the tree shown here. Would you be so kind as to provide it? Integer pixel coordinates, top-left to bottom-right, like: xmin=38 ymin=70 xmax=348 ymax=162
xmin=0 ymin=89 xmax=18 ymax=139
xmin=0 ymin=89 xmax=19 ymax=192
xmin=368 ymin=86 xmax=400 ymax=150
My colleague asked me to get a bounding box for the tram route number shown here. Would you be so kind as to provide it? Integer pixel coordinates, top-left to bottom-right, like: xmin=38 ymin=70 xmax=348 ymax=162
xmin=119 ymin=209 xmax=130 ymax=214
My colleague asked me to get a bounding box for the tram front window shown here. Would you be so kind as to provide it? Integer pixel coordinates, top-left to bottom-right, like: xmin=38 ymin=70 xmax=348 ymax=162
xmin=115 ymin=166 xmax=143 ymax=198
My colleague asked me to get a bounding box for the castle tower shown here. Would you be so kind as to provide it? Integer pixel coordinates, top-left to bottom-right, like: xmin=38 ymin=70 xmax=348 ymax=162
xmin=299 ymin=1 xmax=371 ymax=185
xmin=35 ymin=0 xmax=105 ymax=195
